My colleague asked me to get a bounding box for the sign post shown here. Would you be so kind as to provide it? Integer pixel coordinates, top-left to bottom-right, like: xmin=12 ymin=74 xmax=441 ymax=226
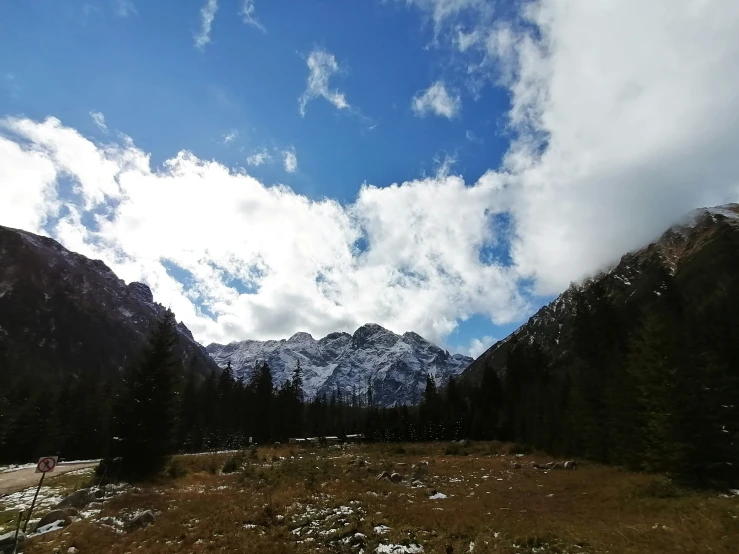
xmin=22 ymin=456 xmax=58 ymax=533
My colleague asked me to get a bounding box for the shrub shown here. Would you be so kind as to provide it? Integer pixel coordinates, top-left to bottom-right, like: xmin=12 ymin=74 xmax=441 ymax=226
xmin=631 ymin=476 xmax=685 ymax=499
xmin=222 ymin=452 xmax=247 ymax=474
xmin=504 ymin=442 xmax=533 ymax=455
xmin=167 ymin=458 xmax=188 ymax=479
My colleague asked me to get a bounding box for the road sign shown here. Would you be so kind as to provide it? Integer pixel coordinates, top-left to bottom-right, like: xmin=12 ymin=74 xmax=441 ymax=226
xmin=35 ymin=456 xmax=58 ymax=474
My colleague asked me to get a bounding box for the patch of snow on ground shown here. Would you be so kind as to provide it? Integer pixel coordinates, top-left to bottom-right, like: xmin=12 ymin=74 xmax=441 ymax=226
xmin=0 ymin=463 xmax=37 ymax=473
xmin=0 ymin=486 xmax=64 ymax=512
xmin=30 ymin=519 xmax=66 ymax=537
xmin=374 ymin=525 xmax=391 ymax=535
xmin=429 ymin=492 xmax=447 ymax=500
xmin=376 ymin=544 xmax=424 ymax=553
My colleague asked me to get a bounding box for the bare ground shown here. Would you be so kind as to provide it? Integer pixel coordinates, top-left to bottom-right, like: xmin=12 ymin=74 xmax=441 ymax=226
xmin=11 ymin=443 xmax=739 ymax=554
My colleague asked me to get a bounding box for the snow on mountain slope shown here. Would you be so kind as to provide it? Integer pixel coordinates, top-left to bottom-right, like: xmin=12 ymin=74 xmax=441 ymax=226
xmin=206 ymin=323 xmax=472 ymax=407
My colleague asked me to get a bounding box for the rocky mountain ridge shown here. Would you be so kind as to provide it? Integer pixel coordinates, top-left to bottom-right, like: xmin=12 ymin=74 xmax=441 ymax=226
xmin=460 ymin=203 xmax=739 ymax=384
xmin=206 ymin=324 xmax=472 ymax=407
xmin=0 ymin=225 xmax=218 ymax=378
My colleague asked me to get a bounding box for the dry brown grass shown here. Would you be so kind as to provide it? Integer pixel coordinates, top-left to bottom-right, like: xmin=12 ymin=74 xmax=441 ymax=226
xmin=25 ymin=442 xmax=739 ymax=554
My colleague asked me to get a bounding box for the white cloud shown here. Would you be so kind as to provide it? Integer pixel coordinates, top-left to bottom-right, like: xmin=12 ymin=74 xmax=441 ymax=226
xmin=90 ymin=111 xmax=108 ymax=133
xmin=299 ymin=49 xmax=350 ymax=116
xmin=115 ymin=0 xmax=137 ymax=17
xmin=222 ymin=130 xmax=238 ymax=144
xmin=282 ymin=148 xmax=298 ymax=173
xmin=194 ymin=0 xmax=218 ymax=50
xmin=465 ymin=335 xmax=496 ymax=359
xmin=412 ymin=81 xmax=461 ymax=119
xmin=399 ymin=0 xmax=739 ymax=295
xmin=3 ymin=0 xmax=739 ymax=353
xmin=0 ymin=116 xmax=524 ymax=347
xmin=465 ymin=130 xmax=480 ymax=143
xmin=240 ymin=0 xmax=266 ymax=32
xmin=400 ymin=0 xmax=492 ymax=35
xmin=246 ymin=148 xmax=271 ymax=166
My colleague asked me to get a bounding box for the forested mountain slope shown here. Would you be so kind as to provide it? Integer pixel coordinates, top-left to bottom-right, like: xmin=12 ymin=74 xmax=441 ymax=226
xmin=459 ymin=204 xmax=739 ymax=485
xmin=462 ymin=204 xmax=739 ymax=383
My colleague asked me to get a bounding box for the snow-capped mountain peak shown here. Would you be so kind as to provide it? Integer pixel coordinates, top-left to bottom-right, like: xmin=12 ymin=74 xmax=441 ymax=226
xmin=206 ymin=324 xmax=472 ymax=407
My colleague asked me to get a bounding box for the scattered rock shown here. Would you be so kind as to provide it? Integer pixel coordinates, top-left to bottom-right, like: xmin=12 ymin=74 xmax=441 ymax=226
xmin=127 ymin=510 xmax=156 ymax=531
xmin=54 ymin=488 xmax=98 ymax=510
xmin=390 ymin=472 xmax=403 ymax=483
xmin=36 ymin=509 xmax=77 ymax=530
xmin=411 ymin=480 xmax=424 ymax=487
xmin=68 ymin=547 xmax=79 ymax=554
xmin=377 ymin=471 xmax=391 ymax=480
xmin=564 ymin=460 xmax=578 ymax=470
xmin=0 ymin=531 xmax=24 ymax=554
xmin=510 ymin=462 xmax=522 ymax=469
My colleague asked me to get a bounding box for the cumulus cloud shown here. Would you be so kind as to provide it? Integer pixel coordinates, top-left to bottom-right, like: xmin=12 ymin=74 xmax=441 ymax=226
xmin=401 ymin=0 xmax=739 ymax=295
xmin=465 ymin=335 xmax=496 ymax=359
xmin=299 ymin=49 xmax=350 ymax=116
xmin=0 ymin=116 xmax=523 ymax=347
xmin=240 ymin=0 xmax=265 ymax=32
xmin=194 ymin=0 xmax=218 ymax=49
xmin=282 ymin=148 xmax=298 ymax=173
xmin=412 ymin=81 xmax=461 ymax=119
xmin=247 ymin=148 xmax=271 ymax=166
xmin=90 ymin=111 xmax=108 ymax=133
xmin=3 ymin=0 xmax=739 ymax=354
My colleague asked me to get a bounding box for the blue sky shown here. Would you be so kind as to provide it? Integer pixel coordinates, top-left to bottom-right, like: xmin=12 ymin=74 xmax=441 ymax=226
xmin=1 ymin=0 xmax=510 ymax=200
xmin=2 ymin=0 xmax=738 ymax=355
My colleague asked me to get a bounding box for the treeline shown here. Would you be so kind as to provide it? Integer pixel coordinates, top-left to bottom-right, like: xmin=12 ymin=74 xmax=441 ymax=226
xmin=1 ymin=249 xmax=737 ymax=485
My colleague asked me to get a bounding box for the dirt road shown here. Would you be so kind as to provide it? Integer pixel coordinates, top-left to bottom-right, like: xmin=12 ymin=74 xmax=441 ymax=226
xmin=0 ymin=462 xmax=98 ymax=496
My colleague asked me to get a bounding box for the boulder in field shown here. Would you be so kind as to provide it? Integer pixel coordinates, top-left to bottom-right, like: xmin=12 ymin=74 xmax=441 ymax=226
xmin=0 ymin=530 xmax=24 ymax=554
xmin=127 ymin=510 xmax=156 ymax=530
xmin=54 ymin=488 xmax=97 ymax=509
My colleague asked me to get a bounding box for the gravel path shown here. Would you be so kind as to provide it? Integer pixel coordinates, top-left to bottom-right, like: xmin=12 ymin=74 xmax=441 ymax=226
xmin=0 ymin=462 xmax=98 ymax=496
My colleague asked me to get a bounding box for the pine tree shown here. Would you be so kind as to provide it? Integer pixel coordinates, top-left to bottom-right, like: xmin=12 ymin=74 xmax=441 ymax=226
xmin=112 ymin=309 xmax=181 ymax=480
xmin=248 ymin=362 xmax=273 ymax=443
xmin=292 ymin=360 xmax=304 ymax=401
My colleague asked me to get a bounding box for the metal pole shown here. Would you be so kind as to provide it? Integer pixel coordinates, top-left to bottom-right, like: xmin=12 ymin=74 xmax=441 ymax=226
xmin=12 ymin=511 xmax=22 ymax=554
xmin=22 ymin=472 xmax=45 ymax=534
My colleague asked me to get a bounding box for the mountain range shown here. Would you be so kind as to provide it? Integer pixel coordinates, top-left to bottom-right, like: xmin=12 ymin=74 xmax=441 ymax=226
xmin=2 ymin=203 xmax=737 ymax=409
xmin=207 ymin=325 xmax=472 ymax=407
xmin=0 ymin=225 xmax=471 ymax=406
